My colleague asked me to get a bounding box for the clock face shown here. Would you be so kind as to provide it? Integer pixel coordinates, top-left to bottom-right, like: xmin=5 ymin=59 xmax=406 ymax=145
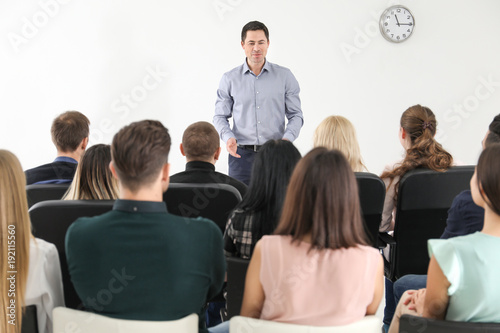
xmin=380 ymin=6 xmax=415 ymax=43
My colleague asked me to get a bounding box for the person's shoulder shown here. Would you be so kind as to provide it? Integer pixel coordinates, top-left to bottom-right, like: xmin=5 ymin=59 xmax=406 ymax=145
xmin=67 ymin=212 xmax=112 ymax=236
xmin=224 ymin=63 xmax=246 ymax=76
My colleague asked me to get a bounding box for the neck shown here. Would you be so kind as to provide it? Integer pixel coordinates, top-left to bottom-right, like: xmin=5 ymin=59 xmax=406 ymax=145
xmin=247 ymin=58 xmax=265 ymax=76
xmin=186 ymin=158 xmax=215 ymax=165
xmin=57 ymin=150 xmax=81 ymax=162
xmin=118 ymin=184 xmax=164 ymax=202
xmin=481 ymin=207 xmax=500 ymax=237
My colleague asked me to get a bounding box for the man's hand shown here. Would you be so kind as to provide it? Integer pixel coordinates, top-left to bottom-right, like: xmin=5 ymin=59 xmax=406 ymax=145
xmin=227 ymin=138 xmax=241 ymax=158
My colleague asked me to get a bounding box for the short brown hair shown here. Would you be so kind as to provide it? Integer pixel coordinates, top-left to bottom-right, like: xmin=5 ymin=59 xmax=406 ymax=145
xmin=111 ymin=120 xmax=171 ymax=192
xmin=182 ymin=121 xmax=220 ymax=161
xmin=51 ymin=111 xmax=90 ymax=152
xmin=274 ymin=148 xmax=369 ymax=250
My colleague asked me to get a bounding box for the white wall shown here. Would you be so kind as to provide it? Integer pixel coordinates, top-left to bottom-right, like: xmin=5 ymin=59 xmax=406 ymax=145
xmin=1 ymin=0 xmax=499 ymax=176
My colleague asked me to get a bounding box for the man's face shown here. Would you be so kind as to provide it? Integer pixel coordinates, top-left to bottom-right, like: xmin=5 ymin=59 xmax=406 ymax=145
xmin=241 ymin=30 xmax=269 ymax=68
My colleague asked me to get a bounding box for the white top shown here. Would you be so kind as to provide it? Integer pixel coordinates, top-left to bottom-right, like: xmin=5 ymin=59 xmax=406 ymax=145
xmin=25 ymin=238 xmax=65 ymax=333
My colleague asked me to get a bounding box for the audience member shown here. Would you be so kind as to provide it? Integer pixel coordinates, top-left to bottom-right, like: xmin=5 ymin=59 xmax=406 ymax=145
xmin=384 ymin=113 xmax=500 ymax=326
xmin=65 ymin=120 xmax=225 ymax=333
xmin=62 ymin=144 xmax=118 ymax=200
xmin=313 ymin=115 xmax=366 ymax=171
xmin=380 ymin=105 xmax=453 ymax=232
xmin=25 ymin=111 xmax=90 ymax=185
xmin=0 ymin=150 xmax=64 ymax=333
xmin=170 ymin=121 xmax=247 ymax=197
xmin=241 ymin=148 xmax=383 ymax=325
xmin=224 ymin=139 xmax=301 ymax=259
xmin=389 ymin=143 xmax=500 ymax=332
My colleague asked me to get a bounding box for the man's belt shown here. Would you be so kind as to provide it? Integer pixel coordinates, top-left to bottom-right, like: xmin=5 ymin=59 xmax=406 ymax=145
xmin=237 ymin=144 xmax=263 ymax=152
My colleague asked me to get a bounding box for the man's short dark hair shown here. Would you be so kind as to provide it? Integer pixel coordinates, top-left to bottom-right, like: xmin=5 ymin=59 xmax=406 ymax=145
xmin=111 ymin=120 xmax=171 ymax=192
xmin=51 ymin=111 xmax=90 ymax=152
xmin=241 ymin=21 xmax=269 ymax=42
xmin=182 ymin=122 xmax=220 ymax=161
xmin=486 ymin=114 xmax=500 ymax=147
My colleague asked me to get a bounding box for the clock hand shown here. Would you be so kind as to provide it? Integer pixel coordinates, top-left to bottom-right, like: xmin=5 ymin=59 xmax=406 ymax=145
xmin=395 ymin=14 xmax=400 ymax=27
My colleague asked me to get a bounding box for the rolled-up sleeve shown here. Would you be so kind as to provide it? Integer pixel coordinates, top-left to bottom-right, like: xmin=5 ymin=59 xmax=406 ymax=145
xmin=213 ymin=74 xmax=235 ymax=143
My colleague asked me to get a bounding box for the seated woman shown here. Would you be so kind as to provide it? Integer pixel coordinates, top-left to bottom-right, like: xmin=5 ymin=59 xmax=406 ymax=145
xmin=313 ymin=115 xmax=367 ymax=172
xmin=241 ymin=148 xmax=384 ymax=325
xmin=380 ymin=105 xmax=453 ymax=232
xmin=0 ymin=150 xmax=64 ymax=333
xmin=389 ymin=143 xmax=500 ymax=332
xmin=63 ymin=144 xmax=118 ymax=200
xmin=224 ymin=140 xmax=301 ymax=259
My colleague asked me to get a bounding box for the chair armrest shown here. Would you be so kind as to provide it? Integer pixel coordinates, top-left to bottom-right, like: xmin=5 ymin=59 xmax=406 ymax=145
xmin=378 ymin=232 xmax=397 ymax=281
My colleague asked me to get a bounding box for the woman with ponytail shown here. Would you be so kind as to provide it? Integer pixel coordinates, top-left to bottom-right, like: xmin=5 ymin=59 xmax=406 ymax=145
xmin=380 ymin=105 xmax=453 ymax=232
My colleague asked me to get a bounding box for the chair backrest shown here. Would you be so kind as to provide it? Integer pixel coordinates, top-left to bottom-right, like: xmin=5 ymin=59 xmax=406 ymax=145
xmin=26 ymin=184 xmax=69 ymax=208
xmin=21 ymin=305 xmax=38 ymax=333
xmin=393 ymin=166 xmax=475 ymax=278
xmin=355 ymin=172 xmax=386 ymax=247
xmin=229 ymin=315 xmax=382 ymax=333
xmin=399 ymin=314 xmax=500 ymax=333
xmin=164 ymin=183 xmax=242 ymax=234
xmin=53 ymin=307 xmax=198 ymax=333
xmin=226 ymin=256 xmax=250 ymax=319
xmin=29 ymin=200 xmax=115 ymax=309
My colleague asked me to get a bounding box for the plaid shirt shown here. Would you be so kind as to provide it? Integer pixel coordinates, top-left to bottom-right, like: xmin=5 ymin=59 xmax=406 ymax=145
xmin=223 ymin=209 xmax=255 ymax=259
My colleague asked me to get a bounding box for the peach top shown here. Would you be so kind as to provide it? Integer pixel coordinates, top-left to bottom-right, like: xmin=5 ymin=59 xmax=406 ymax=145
xmin=259 ymin=235 xmax=380 ymax=326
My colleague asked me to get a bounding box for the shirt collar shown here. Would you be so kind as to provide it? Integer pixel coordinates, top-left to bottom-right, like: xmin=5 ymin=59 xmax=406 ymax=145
xmin=54 ymin=156 xmax=78 ymax=164
xmin=113 ymin=199 xmax=168 ymax=214
xmin=242 ymin=58 xmax=269 ymax=76
xmin=185 ymin=161 xmax=215 ymax=172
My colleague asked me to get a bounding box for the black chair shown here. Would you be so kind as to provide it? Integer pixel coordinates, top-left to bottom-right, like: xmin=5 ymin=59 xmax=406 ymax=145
xmin=26 ymin=184 xmax=70 ymax=208
xmin=21 ymin=305 xmax=38 ymax=333
xmin=164 ymin=183 xmax=242 ymax=234
xmin=29 ymin=200 xmax=115 ymax=309
xmin=381 ymin=166 xmax=475 ymax=281
xmin=226 ymin=256 xmax=250 ymax=319
xmin=400 ymin=314 xmax=500 ymax=332
xmin=355 ymin=172 xmax=386 ymax=247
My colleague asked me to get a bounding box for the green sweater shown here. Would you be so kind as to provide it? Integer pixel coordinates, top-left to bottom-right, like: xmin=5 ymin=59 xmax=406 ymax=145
xmin=65 ymin=200 xmax=226 ymax=333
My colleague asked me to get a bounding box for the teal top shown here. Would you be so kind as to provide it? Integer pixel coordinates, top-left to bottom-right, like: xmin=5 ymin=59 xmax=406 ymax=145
xmin=65 ymin=199 xmax=226 ymax=333
xmin=428 ymin=232 xmax=500 ymax=322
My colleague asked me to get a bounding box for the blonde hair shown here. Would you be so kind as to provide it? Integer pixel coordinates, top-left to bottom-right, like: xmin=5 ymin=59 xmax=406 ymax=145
xmin=0 ymin=150 xmax=31 ymax=333
xmin=313 ymin=115 xmax=367 ymax=172
xmin=63 ymin=144 xmax=119 ymax=200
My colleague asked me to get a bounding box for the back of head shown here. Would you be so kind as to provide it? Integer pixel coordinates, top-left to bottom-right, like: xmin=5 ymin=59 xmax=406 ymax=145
xmin=476 ymin=144 xmax=500 ymax=216
xmin=111 ymin=120 xmax=171 ymax=192
xmin=182 ymin=121 xmax=220 ymax=162
xmin=0 ymin=150 xmax=30 ymax=333
xmin=236 ymin=140 xmax=301 ymax=248
xmin=313 ymin=115 xmax=366 ymax=172
xmin=485 ymin=114 xmax=500 ymax=146
xmin=241 ymin=20 xmax=269 ymax=42
xmin=275 ymin=148 xmax=368 ymax=250
xmin=51 ymin=111 xmax=90 ymax=152
xmin=63 ymin=144 xmax=118 ymax=200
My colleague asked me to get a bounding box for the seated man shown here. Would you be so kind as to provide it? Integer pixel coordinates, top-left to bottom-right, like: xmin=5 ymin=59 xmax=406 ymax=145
xmin=25 ymin=111 xmax=90 ymax=185
xmin=170 ymin=121 xmax=247 ymax=197
xmin=65 ymin=120 xmax=225 ymax=333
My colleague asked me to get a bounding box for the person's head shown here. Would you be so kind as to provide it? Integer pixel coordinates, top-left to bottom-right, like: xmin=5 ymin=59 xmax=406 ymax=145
xmin=471 ymin=144 xmax=500 ymax=217
xmin=275 ymin=148 xmax=369 ymax=250
xmin=51 ymin=111 xmax=90 ymax=159
xmin=313 ymin=115 xmax=366 ymax=172
xmin=241 ymin=21 xmax=269 ymax=68
xmin=398 ymin=104 xmax=437 ymax=148
xmin=0 ymin=150 xmax=31 ymax=333
xmin=63 ymin=144 xmax=119 ymax=200
xmin=236 ymin=140 xmax=301 ymax=250
xmin=483 ymin=114 xmax=500 ymax=148
xmin=110 ymin=120 xmax=171 ymax=194
xmin=180 ymin=121 xmax=221 ymax=164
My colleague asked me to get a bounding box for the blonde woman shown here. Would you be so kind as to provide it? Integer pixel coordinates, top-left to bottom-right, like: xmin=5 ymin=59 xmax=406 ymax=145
xmin=63 ymin=144 xmax=118 ymax=200
xmin=313 ymin=115 xmax=367 ymax=172
xmin=0 ymin=150 xmax=64 ymax=333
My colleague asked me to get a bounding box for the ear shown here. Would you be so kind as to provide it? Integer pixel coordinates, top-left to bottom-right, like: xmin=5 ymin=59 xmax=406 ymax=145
xmin=81 ymin=137 xmax=89 ymax=150
xmin=109 ymin=161 xmax=119 ymax=180
xmin=401 ymin=128 xmax=406 ymax=139
xmin=241 ymin=40 xmax=245 ymax=49
xmin=180 ymin=143 xmax=186 ymax=156
xmin=214 ymin=147 xmax=221 ymax=161
xmin=161 ymin=163 xmax=170 ymax=193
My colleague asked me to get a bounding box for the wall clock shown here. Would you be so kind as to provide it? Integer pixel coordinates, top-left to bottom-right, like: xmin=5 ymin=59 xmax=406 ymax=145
xmin=380 ymin=6 xmax=415 ymax=43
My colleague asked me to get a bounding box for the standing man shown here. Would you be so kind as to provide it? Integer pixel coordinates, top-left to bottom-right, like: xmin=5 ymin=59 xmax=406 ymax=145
xmin=213 ymin=21 xmax=304 ymax=185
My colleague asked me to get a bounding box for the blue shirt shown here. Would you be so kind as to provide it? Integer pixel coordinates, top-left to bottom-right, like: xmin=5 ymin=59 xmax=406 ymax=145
xmin=213 ymin=59 xmax=304 ymax=144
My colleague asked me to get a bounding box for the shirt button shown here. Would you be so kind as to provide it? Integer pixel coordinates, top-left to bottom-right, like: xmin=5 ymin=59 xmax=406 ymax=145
xmin=257 ymin=106 xmax=260 ymax=109
xmin=258 ymin=121 xmax=261 ymax=124
xmin=259 ymin=135 xmax=262 ymax=138
xmin=257 ymin=91 xmax=259 ymax=94
xmin=133 ymin=207 xmax=138 ymax=211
